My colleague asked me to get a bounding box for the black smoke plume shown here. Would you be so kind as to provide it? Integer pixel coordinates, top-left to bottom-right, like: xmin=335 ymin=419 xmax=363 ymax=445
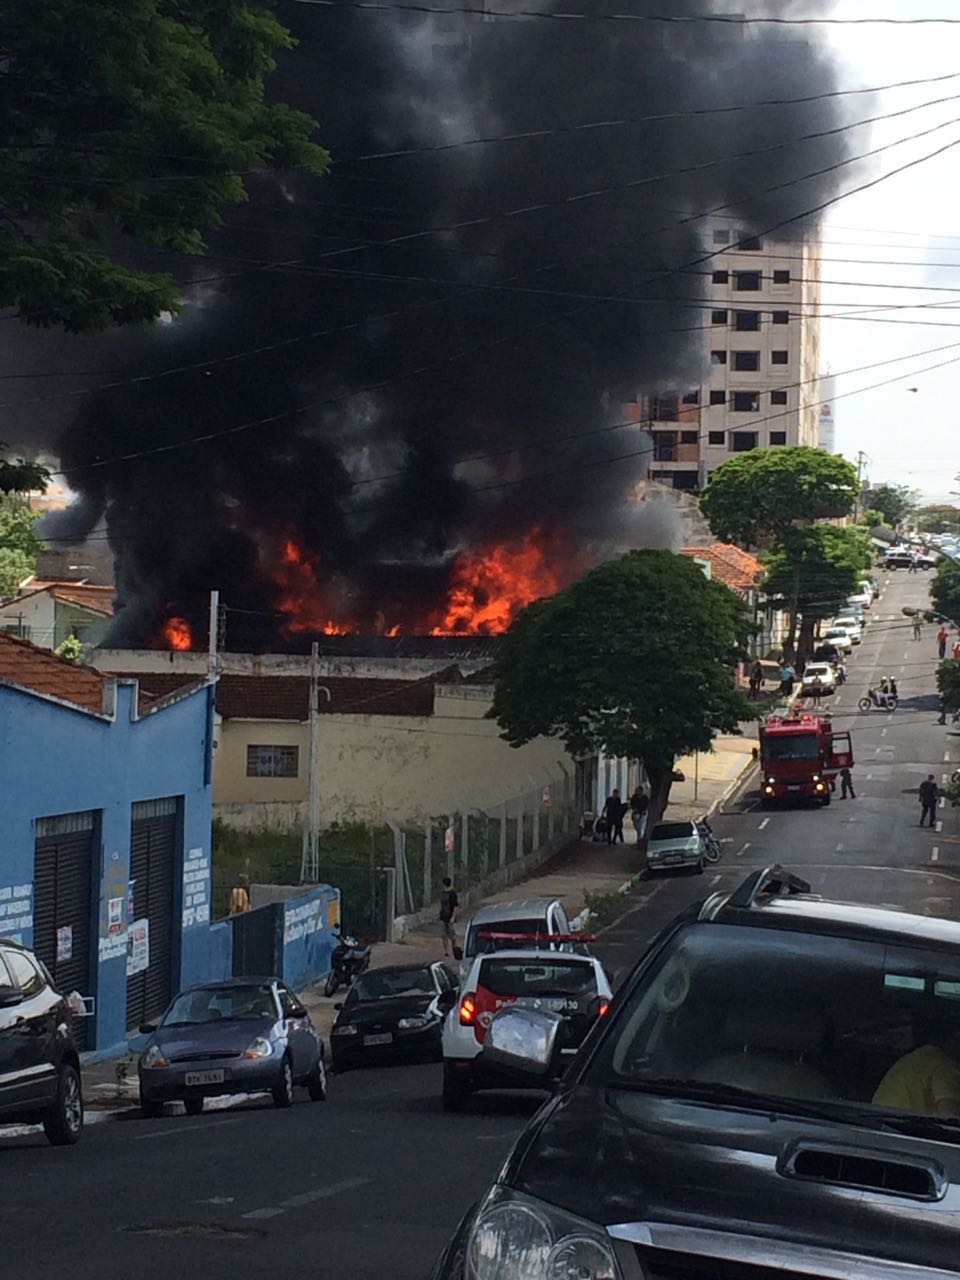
xmin=6 ymin=0 xmax=852 ymax=649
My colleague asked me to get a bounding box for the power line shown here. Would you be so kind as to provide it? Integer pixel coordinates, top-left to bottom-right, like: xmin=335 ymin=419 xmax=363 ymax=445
xmin=283 ymin=1 xmax=960 ymax=28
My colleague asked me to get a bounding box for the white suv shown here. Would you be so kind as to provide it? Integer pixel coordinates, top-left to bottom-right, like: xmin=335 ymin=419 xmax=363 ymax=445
xmin=441 ymin=948 xmax=612 ymax=1111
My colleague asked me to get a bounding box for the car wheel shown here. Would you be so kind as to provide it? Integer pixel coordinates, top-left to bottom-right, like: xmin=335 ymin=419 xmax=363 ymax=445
xmin=184 ymin=1097 xmax=204 ymax=1116
xmin=140 ymin=1093 xmax=164 ymax=1119
xmin=442 ymin=1062 xmax=472 ymax=1113
xmin=272 ymin=1055 xmax=295 ymax=1108
xmin=307 ymin=1057 xmax=328 ymax=1102
xmin=43 ymin=1063 xmax=83 ymax=1146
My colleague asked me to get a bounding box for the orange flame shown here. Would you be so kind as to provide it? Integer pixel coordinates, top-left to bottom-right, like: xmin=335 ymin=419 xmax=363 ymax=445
xmin=431 ymin=529 xmax=561 ymax=635
xmin=163 ymin=617 xmax=193 ymax=651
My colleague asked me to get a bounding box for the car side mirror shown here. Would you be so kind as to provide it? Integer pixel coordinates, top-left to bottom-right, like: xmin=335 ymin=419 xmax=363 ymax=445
xmin=481 ymin=1007 xmax=564 ymax=1078
xmin=287 ymin=1005 xmax=308 ymax=1020
xmin=437 ymin=990 xmax=458 ymax=1014
xmin=0 ymin=984 xmax=23 ymax=1008
xmin=333 ymin=1002 xmax=344 ymax=1011
xmin=138 ymin=1022 xmax=157 ymax=1035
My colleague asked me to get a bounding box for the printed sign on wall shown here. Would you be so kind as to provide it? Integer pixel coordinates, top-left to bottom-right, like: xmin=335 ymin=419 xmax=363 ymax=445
xmin=127 ymin=918 xmax=150 ymax=977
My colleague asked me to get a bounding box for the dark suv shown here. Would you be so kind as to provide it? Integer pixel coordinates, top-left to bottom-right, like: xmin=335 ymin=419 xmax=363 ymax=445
xmin=434 ymin=867 xmax=960 ymax=1279
xmin=0 ymin=937 xmax=83 ymax=1144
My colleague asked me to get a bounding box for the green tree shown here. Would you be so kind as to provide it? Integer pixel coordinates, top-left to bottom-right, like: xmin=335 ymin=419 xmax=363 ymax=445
xmin=0 ymin=498 xmax=45 ymax=597
xmin=0 ymin=446 xmax=50 ymax=496
xmin=932 ymin=557 xmax=960 ymax=627
xmin=866 ymin=484 xmax=918 ymax=528
xmin=917 ymin=505 xmax=960 ymax=535
xmin=763 ymin=526 xmax=867 ymax=659
xmin=54 ymin=636 xmax=86 ymax=663
xmin=700 ymin=447 xmax=859 ymax=657
xmin=2 ymin=1 xmax=328 ymax=331
xmin=937 ymin=659 xmax=960 ymax=710
xmin=489 ymin=551 xmax=755 ymax=829
xmin=860 ymin=508 xmax=886 ymax=528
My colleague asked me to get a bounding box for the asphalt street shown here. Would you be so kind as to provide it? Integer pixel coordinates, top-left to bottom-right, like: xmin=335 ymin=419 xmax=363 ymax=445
xmin=2 ymin=569 xmax=957 ymax=1280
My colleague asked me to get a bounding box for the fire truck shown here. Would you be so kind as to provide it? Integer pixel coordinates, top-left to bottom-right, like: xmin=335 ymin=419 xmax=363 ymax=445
xmin=759 ymin=710 xmax=854 ymax=808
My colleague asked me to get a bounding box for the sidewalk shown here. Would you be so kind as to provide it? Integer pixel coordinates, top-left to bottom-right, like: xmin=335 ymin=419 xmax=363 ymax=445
xmin=82 ymin=730 xmax=756 ymax=1112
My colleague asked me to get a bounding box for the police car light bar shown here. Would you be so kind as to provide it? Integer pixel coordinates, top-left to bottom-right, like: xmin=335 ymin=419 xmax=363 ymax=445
xmin=475 ymin=930 xmax=597 ymax=944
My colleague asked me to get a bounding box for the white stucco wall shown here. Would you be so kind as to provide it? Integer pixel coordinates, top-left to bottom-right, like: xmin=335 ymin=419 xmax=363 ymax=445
xmin=0 ymin=592 xmax=56 ymax=646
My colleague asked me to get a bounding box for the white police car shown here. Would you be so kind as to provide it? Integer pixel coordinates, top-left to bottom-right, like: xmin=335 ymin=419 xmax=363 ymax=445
xmin=441 ymin=942 xmax=612 ymax=1112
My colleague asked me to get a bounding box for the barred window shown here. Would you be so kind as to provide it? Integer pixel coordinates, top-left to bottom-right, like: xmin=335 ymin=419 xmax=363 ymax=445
xmin=246 ymin=745 xmax=300 ymax=778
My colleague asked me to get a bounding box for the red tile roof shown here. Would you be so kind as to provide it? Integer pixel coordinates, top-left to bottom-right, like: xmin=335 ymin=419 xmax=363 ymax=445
xmin=0 ymin=631 xmax=109 ymax=712
xmin=5 ymin=581 xmax=114 ymax=617
xmin=681 ymin=543 xmax=765 ymax=595
xmin=129 ymin=666 xmax=468 ymax=721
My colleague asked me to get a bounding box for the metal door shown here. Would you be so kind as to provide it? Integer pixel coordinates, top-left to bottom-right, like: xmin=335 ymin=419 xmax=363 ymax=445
xmin=126 ymin=798 xmax=178 ymax=1031
xmin=33 ymin=811 xmax=96 ymax=1050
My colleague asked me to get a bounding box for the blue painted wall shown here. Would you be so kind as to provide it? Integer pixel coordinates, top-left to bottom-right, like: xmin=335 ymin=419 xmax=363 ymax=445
xmin=0 ymin=678 xmax=215 ymax=1055
xmin=282 ymin=886 xmax=340 ymax=991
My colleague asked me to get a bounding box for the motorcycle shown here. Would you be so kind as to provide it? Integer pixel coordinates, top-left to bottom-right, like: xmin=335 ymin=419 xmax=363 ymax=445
xmin=324 ymin=932 xmax=372 ymax=997
xmin=857 ymin=694 xmax=898 ymax=713
xmin=697 ymin=819 xmax=723 ymax=864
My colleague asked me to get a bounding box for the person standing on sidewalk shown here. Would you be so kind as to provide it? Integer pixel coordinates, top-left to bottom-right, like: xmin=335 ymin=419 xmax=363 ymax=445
xmin=919 ymin=776 xmax=940 ymax=829
xmin=603 ymin=789 xmax=625 ymax=844
xmin=913 ymin=616 xmax=923 ymax=641
xmin=778 ymin=660 xmax=795 ymax=697
xmin=938 ymin=625 xmax=949 ymax=660
xmin=839 ymin=767 xmax=856 ymax=800
xmin=748 ymin=660 xmax=764 ymax=701
xmin=438 ymin=877 xmax=460 ymax=959
xmin=629 ymin=787 xmax=649 ymax=844
xmin=938 ymin=695 xmax=948 ymax=725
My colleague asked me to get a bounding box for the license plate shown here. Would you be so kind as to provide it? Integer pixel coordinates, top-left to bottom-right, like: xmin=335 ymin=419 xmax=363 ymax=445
xmin=788 ymin=785 xmax=803 ymax=791
xmin=363 ymin=1033 xmax=393 ymax=1047
xmin=184 ymin=1069 xmax=224 ymax=1086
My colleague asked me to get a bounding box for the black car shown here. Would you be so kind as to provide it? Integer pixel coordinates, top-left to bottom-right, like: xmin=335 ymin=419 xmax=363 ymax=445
xmin=434 ymin=868 xmax=960 ymax=1279
xmin=0 ymin=937 xmax=83 ymax=1145
xmin=330 ymin=962 xmax=456 ymax=1070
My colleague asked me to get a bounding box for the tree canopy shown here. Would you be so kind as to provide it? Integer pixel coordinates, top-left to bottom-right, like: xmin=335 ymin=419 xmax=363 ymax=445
xmin=865 ymin=484 xmax=918 ymax=528
xmin=2 ymin=1 xmax=327 ymax=331
xmin=490 ymin=550 xmax=755 ymax=824
xmin=917 ymin=505 xmax=960 ymax=535
xmin=699 ymin=447 xmax=859 ymax=547
xmin=932 ymin=557 xmax=960 ymax=627
xmin=0 ymin=447 xmax=50 ymax=497
xmin=0 ymin=500 xmax=44 ymax=598
xmin=937 ymin=659 xmax=960 ymax=710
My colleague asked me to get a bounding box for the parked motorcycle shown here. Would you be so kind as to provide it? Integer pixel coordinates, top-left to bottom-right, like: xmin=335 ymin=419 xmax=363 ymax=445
xmin=324 ymin=932 xmax=372 ymax=997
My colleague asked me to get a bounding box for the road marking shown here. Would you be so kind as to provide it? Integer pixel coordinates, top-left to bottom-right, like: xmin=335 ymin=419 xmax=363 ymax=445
xmin=836 ymin=843 xmax=844 ymax=852
xmin=243 ymin=1177 xmax=371 ymax=1220
xmin=736 ymin=842 xmax=751 ymax=858
xmin=937 ymin=820 xmax=944 ymax=833
xmin=943 ymin=774 xmax=949 ymax=785
xmin=866 ymin=773 xmax=873 ymax=780
xmin=904 ymin=651 xmax=910 ymax=661
xmin=710 ymin=874 xmax=722 ymax=886
xmin=881 ymin=728 xmax=887 ymax=737
xmin=758 ymin=818 xmax=770 ymax=830
xmin=946 ymin=752 xmax=952 ymax=763
xmin=932 ymin=847 xmax=940 ymax=862
xmin=134 ymin=1118 xmax=242 ymax=1142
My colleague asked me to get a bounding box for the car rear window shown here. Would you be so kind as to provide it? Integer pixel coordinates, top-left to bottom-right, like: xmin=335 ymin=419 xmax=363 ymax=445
xmin=650 ymin=822 xmax=695 ymax=841
xmin=478 ymin=958 xmax=598 ymax=998
xmin=590 ymin=924 xmax=960 ymax=1126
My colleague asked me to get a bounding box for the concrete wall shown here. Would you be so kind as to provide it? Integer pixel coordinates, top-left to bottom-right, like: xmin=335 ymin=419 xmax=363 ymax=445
xmin=213 ymin=687 xmax=572 ymax=829
xmin=0 ymin=679 xmax=215 ymax=1054
xmin=94 ymin=649 xmax=490 ymax=679
xmin=281 ymin=886 xmax=340 ymax=991
xmin=0 ymin=592 xmax=55 ymax=645
xmin=53 ymin=602 xmax=110 ymax=650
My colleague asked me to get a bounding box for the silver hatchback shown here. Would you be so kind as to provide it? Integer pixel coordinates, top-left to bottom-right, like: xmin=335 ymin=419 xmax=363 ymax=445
xmin=645 ymin=820 xmax=706 ymax=873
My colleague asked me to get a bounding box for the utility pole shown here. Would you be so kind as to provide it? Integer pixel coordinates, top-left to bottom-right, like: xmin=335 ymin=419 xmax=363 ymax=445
xmin=301 ymin=641 xmax=331 ymax=884
xmin=854 ymin=451 xmax=868 ymax=521
xmin=207 ymin=590 xmax=220 ymax=683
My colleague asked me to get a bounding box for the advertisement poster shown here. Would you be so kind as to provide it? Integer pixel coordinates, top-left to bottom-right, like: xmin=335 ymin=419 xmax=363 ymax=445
xmin=107 ymin=896 xmax=124 ymax=936
xmin=56 ymin=926 xmax=72 ymax=963
xmin=127 ymin=918 xmax=150 ymax=977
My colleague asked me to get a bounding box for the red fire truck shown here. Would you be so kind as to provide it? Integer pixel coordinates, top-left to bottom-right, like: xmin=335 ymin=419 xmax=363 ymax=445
xmin=759 ymin=711 xmax=854 ymax=808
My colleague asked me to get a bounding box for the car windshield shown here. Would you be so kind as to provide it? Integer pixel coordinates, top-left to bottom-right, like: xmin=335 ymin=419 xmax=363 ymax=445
xmin=590 ymin=924 xmax=960 ymax=1131
xmin=763 ymin=732 xmax=819 ymax=761
xmin=479 ymin=958 xmax=597 ymax=998
xmin=163 ymin=984 xmax=276 ymax=1026
xmin=466 ymin=917 xmax=548 ymax=955
xmin=348 ymin=968 xmax=434 ymax=1002
xmin=650 ymin=822 xmax=695 ymax=842
xmin=804 ymin=666 xmax=830 ymax=679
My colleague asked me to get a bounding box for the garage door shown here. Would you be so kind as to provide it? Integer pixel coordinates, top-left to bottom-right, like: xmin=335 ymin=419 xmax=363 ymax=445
xmin=34 ymin=811 xmax=96 ymax=1050
xmin=126 ymin=798 xmax=178 ymax=1031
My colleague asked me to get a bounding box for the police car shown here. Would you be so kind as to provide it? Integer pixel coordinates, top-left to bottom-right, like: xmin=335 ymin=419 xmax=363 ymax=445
xmin=441 ymin=936 xmax=612 ymax=1112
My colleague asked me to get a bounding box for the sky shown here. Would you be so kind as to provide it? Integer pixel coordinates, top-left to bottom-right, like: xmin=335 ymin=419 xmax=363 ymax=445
xmin=821 ymin=0 xmax=960 ymax=503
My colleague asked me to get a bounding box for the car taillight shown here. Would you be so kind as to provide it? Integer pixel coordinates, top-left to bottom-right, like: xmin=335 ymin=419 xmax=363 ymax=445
xmin=598 ymin=1000 xmax=610 ymax=1017
xmin=459 ymin=993 xmax=477 ymax=1025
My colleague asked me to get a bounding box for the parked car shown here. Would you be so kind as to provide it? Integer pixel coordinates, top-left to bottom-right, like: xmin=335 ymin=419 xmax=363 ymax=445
xmin=645 ymin=819 xmax=708 ymax=874
xmin=441 ymin=948 xmax=612 ymax=1111
xmin=461 ymin=899 xmax=573 ymax=978
xmin=800 ymin=662 xmax=837 ymax=696
xmin=831 ymin=616 xmax=863 ymax=644
xmin=0 ymin=938 xmax=84 ymax=1145
xmin=822 ymin=626 xmax=854 ymax=654
xmin=813 ymin=642 xmax=841 ymax=665
xmin=846 ymin=591 xmax=872 ymax=610
xmin=330 ymin=962 xmax=455 ymax=1071
xmin=882 ymin=550 xmax=916 ymax=570
xmin=433 ymin=867 xmax=960 ymax=1280
xmin=137 ymin=977 xmax=327 ymax=1116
